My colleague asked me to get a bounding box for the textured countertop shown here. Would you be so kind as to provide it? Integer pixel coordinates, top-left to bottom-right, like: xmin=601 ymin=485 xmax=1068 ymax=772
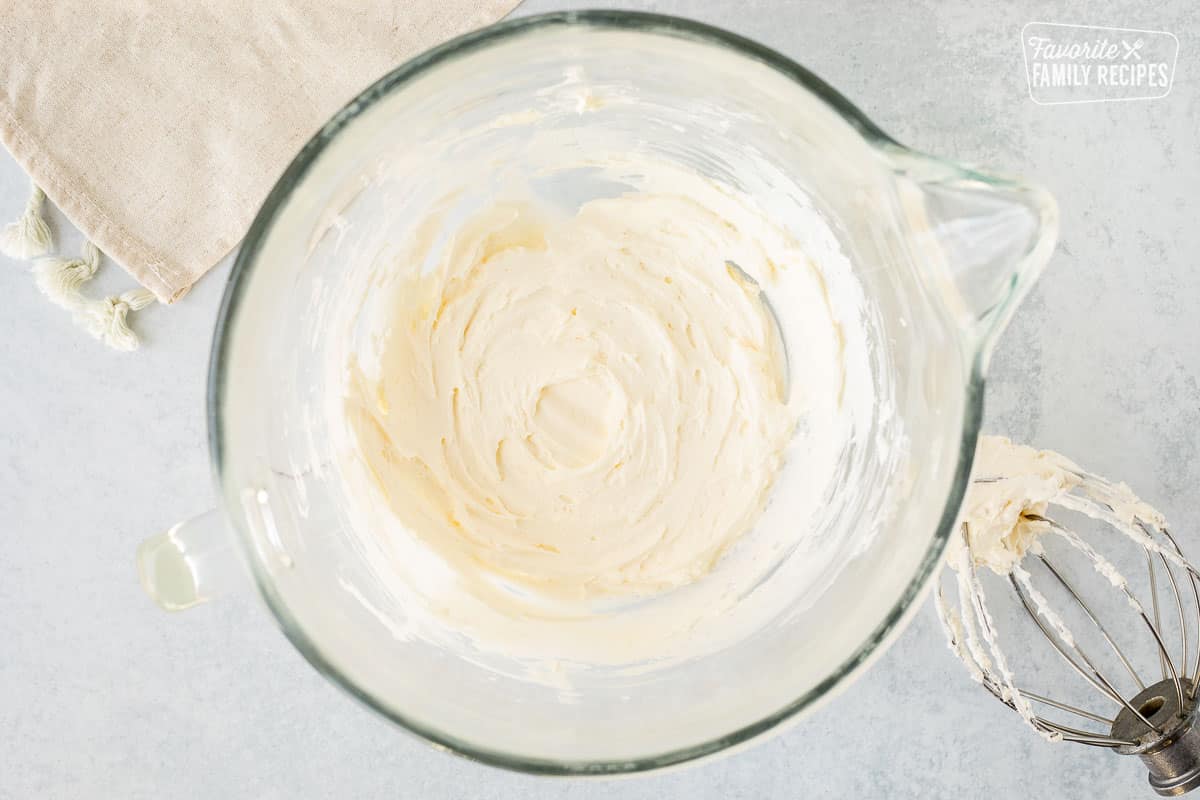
xmin=2 ymin=1 xmax=1197 ymax=797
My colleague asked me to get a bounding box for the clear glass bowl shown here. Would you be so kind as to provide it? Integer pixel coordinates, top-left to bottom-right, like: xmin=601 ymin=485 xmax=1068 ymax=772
xmin=175 ymin=10 xmax=1058 ymax=775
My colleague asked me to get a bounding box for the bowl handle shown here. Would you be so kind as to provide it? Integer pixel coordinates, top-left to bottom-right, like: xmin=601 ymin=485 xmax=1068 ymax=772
xmin=136 ymin=509 xmax=238 ymax=611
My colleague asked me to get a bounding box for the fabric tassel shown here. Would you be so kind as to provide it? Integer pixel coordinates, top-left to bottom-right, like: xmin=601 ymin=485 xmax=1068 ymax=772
xmin=1 ymin=182 xmax=54 ymax=259
xmin=14 ymin=191 xmax=154 ymax=352
xmin=32 ymin=240 xmax=101 ymax=309
xmin=79 ymin=288 xmax=157 ymax=351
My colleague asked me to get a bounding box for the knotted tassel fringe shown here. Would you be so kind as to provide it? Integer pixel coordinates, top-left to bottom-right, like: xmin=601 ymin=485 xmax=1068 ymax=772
xmin=1 ymin=182 xmax=54 ymax=259
xmin=9 ymin=182 xmax=155 ymax=351
xmin=32 ymin=240 xmax=101 ymax=308
xmin=79 ymin=289 xmax=157 ymax=352
xmin=32 ymin=238 xmax=156 ymax=351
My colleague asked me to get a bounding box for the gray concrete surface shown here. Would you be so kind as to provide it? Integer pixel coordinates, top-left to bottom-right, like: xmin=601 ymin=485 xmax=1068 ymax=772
xmin=1 ymin=0 xmax=1196 ymax=797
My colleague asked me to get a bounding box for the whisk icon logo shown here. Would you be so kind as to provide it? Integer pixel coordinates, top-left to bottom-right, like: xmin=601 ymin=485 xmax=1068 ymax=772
xmin=1021 ymin=22 xmax=1179 ymax=105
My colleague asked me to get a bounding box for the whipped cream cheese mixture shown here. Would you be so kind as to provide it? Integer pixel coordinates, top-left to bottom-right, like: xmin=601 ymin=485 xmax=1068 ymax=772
xmin=947 ymin=436 xmax=1165 ymax=576
xmin=947 ymin=436 xmax=1085 ymax=575
xmin=330 ymin=160 xmax=874 ymax=669
xmin=345 ymin=195 xmax=795 ymax=600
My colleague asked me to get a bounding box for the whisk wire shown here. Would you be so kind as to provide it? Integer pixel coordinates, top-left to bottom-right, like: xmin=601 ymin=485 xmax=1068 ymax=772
xmin=1038 ymin=553 xmax=1146 ymax=692
xmin=1159 ymin=527 xmax=1200 ymax=700
xmin=1048 ymin=726 xmax=1139 ymax=748
xmin=970 ymin=668 xmax=1134 ymax=745
xmin=1019 ymin=689 xmax=1115 ymax=726
xmin=1040 ymin=515 xmax=1187 ymax=712
xmin=962 ymin=549 xmax=1032 ymax=719
xmin=1160 ymin=551 xmax=1189 ymax=686
xmin=935 ymin=578 xmax=1139 ymax=746
xmin=1011 ymin=574 xmax=1164 ymax=733
xmin=1149 ymin=551 xmax=1169 ymax=680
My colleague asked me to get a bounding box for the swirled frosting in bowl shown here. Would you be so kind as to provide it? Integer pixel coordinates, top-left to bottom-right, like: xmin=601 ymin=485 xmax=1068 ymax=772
xmin=346 ymin=194 xmax=795 ymax=601
xmin=331 ymin=161 xmax=871 ymax=671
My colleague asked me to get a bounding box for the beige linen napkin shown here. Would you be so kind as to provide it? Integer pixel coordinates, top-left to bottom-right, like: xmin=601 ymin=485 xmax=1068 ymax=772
xmin=0 ymin=0 xmax=517 ymax=347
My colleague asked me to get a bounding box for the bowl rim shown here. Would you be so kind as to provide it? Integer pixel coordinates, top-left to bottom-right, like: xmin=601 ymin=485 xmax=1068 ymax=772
xmin=208 ymin=9 xmax=979 ymax=776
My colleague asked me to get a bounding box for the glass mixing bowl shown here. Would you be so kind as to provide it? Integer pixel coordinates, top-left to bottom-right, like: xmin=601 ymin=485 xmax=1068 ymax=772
xmin=137 ymin=11 xmax=1056 ymax=774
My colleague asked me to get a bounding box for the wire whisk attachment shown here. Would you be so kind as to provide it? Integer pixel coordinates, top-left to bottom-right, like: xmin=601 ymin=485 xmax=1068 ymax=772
xmin=936 ymin=436 xmax=1200 ymax=796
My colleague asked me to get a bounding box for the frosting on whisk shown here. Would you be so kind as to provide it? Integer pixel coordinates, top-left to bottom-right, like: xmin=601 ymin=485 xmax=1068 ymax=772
xmin=935 ymin=435 xmax=1190 ymax=743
